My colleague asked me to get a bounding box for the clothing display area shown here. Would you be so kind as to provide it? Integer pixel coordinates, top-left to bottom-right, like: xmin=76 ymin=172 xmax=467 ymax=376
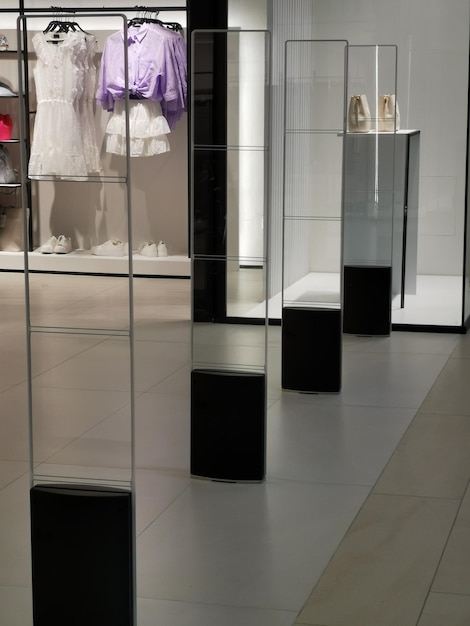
xmin=97 ymin=20 xmax=187 ymax=157
xmin=0 ymin=9 xmax=189 ymax=277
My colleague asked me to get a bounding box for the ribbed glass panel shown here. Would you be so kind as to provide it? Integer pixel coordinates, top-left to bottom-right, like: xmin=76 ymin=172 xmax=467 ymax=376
xmin=268 ymin=0 xmax=316 ymax=297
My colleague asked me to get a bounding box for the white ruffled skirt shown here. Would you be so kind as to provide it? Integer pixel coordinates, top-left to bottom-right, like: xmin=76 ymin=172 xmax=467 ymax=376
xmin=105 ymin=99 xmax=171 ymax=157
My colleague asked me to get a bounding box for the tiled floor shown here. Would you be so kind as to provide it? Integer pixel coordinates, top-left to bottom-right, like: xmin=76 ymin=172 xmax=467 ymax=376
xmin=0 ymin=272 xmax=469 ymax=625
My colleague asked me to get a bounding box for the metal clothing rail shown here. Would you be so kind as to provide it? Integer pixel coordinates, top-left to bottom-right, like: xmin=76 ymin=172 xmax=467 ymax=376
xmin=2 ymin=5 xmax=187 ymax=12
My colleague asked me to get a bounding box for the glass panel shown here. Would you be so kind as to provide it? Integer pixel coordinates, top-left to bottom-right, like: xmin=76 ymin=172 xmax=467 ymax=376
xmin=191 ymin=28 xmax=270 ymax=373
xmin=344 ymin=45 xmax=397 ymax=273
xmin=27 ymin=270 xmax=131 ymax=335
xmin=16 ymin=12 xmax=136 ymax=490
xmin=29 ymin=332 xmax=133 ymax=488
xmin=282 ymin=39 xmax=347 ymax=311
xmin=343 ymin=134 xmax=396 ymax=267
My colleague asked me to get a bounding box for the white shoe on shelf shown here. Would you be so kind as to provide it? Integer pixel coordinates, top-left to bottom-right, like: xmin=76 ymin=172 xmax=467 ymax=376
xmin=39 ymin=235 xmax=58 ymax=254
xmin=138 ymin=241 xmax=157 ymax=257
xmin=54 ymin=235 xmax=72 ymax=254
xmin=91 ymin=238 xmax=125 ymax=257
xmin=157 ymin=240 xmax=168 ymax=257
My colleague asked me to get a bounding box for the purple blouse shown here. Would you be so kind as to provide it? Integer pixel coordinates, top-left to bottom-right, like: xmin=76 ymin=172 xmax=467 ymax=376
xmin=96 ymin=23 xmax=187 ymax=129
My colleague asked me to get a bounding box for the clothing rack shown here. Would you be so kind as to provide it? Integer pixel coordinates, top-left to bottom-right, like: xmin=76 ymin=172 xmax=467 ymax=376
xmin=0 ymin=5 xmax=187 ymax=18
xmin=9 ymin=5 xmax=187 ymax=13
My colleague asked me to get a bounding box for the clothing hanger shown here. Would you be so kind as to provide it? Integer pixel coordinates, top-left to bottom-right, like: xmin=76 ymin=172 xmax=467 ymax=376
xmin=67 ymin=21 xmax=91 ymax=35
xmin=127 ymin=7 xmax=182 ymax=34
xmin=44 ymin=8 xmax=91 ymax=36
xmin=163 ymin=22 xmax=183 ymax=32
xmin=128 ymin=7 xmax=164 ymax=27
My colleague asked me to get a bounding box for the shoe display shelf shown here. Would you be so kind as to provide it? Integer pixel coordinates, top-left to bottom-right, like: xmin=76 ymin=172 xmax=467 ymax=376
xmin=190 ymin=29 xmax=270 ymax=482
xmin=0 ymin=248 xmax=191 ymax=276
xmin=281 ymin=39 xmax=348 ymax=393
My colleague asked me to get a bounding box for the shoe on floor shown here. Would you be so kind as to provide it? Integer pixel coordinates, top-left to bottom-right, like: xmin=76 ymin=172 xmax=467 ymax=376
xmin=54 ymin=235 xmax=72 ymax=254
xmin=91 ymin=238 xmax=125 ymax=257
xmin=157 ymin=240 xmax=168 ymax=257
xmin=39 ymin=235 xmax=58 ymax=254
xmin=138 ymin=241 xmax=157 ymax=257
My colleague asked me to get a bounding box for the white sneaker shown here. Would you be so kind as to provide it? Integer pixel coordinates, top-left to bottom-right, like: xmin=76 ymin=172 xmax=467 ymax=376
xmin=91 ymin=238 xmax=125 ymax=257
xmin=54 ymin=235 xmax=72 ymax=254
xmin=138 ymin=241 xmax=157 ymax=257
xmin=157 ymin=240 xmax=168 ymax=257
xmin=39 ymin=235 xmax=58 ymax=254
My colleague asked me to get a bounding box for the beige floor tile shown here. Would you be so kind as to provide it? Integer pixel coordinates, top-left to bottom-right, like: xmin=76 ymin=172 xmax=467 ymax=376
xmin=0 ymin=585 xmax=33 ymax=626
xmin=374 ymin=413 xmax=470 ymax=498
xmin=343 ymin=332 xmax=459 ymax=356
xmin=417 ymin=592 xmax=470 ymax=626
xmin=456 ymin=484 xmax=470 ymax=527
xmin=450 ymin=331 xmax=470 ymax=358
xmin=432 ymin=527 xmax=470 ymax=595
xmin=420 ymin=358 xmax=470 ymax=415
xmin=0 ymin=461 xmax=29 ymax=490
xmin=296 ymin=494 xmax=459 ymax=626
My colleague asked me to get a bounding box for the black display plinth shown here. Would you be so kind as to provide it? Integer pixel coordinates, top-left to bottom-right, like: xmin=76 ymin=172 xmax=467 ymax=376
xmin=282 ymin=307 xmax=342 ymax=393
xmin=30 ymin=484 xmax=134 ymax=626
xmin=191 ymin=369 xmax=266 ymax=482
xmin=343 ymin=265 xmax=392 ymax=335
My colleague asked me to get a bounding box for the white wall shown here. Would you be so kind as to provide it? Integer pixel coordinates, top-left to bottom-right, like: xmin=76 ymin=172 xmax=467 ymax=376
xmin=310 ymin=0 xmax=470 ymax=276
xmin=229 ymin=0 xmax=267 ymax=29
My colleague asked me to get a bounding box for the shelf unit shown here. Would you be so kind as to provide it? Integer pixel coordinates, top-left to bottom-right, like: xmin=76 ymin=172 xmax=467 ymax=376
xmin=0 ymin=45 xmax=32 ymax=253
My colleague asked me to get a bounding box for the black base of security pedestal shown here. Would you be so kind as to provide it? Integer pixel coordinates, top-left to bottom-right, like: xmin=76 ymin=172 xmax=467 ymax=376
xmin=282 ymin=307 xmax=342 ymax=393
xmin=343 ymin=265 xmax=392 ymax=336
xmin=30 ymin=484 xmax=134 ymax=626
xmin=191 ymin=369 xmax=266 ymax=482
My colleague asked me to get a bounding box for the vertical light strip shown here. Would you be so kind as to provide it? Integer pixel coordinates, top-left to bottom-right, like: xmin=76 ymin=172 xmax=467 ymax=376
xmin=375 ymin=44 xmax=379 ymax=206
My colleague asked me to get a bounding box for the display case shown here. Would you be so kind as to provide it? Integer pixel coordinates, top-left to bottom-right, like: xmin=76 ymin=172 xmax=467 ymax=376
xmin=343 ymin=44 xmax=398 ymax=335
xmin=190 ymin=28 xmax=270 ymax=481
xmin=281 ymin=39 xmax=348 ymax=393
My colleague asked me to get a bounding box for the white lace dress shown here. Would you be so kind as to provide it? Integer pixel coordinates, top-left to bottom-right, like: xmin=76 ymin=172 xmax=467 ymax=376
xmin=29 ymin=31 xmax=88 ymax=179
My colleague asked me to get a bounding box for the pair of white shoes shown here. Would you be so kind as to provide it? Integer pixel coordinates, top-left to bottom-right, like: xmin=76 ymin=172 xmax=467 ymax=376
xmin=90 ymin=238 xmax=169 ymax=258
xmin=138 ymin=240 xmax=168 ymax=258
xmin=91 ymin=238 xmax=127 ymax=257
xmin=39 ymin=235 xmax=72 ymax=254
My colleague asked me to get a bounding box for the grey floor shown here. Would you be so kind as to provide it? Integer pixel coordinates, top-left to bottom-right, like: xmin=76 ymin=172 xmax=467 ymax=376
xmin=0 ymin=272 xmax=469 ymax=625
